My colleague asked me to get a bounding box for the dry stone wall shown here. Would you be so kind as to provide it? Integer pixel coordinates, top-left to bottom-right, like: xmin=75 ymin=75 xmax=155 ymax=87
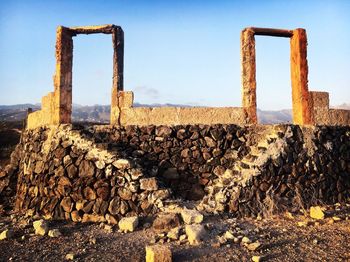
xmin=2 ymin=124 xmax=350 ymax=222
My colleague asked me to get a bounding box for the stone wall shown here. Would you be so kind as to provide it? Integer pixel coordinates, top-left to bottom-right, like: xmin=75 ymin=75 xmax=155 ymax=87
xmin=310 ymin=91 xmax=350 ymax=126
xmin=3 ymin=123 xmax=349 ymax=222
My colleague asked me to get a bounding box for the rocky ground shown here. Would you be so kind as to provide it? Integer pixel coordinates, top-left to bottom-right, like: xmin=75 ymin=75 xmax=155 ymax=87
xmin=1 ymin=202 xmax=350 ymax=262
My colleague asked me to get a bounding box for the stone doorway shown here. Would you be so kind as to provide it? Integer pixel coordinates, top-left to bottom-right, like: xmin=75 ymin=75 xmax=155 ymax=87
xmin=52 ymin=25 xmax=124 ymax=125
xmin=241 ymin=27 xmax=313 ymax=125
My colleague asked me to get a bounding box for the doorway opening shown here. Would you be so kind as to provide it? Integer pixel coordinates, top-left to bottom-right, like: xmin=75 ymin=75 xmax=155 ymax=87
xmin=72 ymin=34 xmax=113 ymax=124
xmin=255 ymin=36 xmax=292 ymax=124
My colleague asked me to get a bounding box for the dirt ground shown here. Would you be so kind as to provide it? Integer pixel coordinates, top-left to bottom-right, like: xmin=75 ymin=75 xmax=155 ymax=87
xmin=0 ymin=203 xmax=350 ymax=262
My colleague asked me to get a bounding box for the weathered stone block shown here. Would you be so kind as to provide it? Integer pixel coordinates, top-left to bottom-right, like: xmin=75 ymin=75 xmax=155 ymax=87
xmin=145 ymin=245 xmax=172 ymax=262
xmin=118 ymin=216 xmax=139 ymax=232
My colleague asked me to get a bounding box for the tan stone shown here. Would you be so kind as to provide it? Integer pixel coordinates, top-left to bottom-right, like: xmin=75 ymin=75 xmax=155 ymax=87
xmin=145 ymin=245 xmax=172 ymax=262
xmin=82 ymin=214 xmax=106 ymax=223
xmin=48 ymin=229 xmax=62 ymax=237
xmin=140 ymin=177 xmax=159 ymax=191
xmin=33 ymin=219 xmax=49 ymax=236
xmin=118 ymin=216 xmax=139 ymax=232
xmin=252 ymin=256 xmax=261 ymax=262
xmin=0 ymin=229 xmax=13 ymax=240
xmin=112 ymin=159 xmax=131 ymax=170
xmin=71 ymin=211 xmax=82 ymax=222
xmin=181 ymin=208 xmax=203 ymax=224
xmin=120 ymin=106 xmax=247 ymax=126
xmin=185 ymin=224 xmax=206 ymax=245
xmin=310 ymin=206 xmax=325 ymax=220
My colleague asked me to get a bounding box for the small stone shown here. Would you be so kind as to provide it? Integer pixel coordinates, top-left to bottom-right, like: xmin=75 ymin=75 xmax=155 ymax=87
xmin=0 ymin=229 xmax=13 ymax=240
xmin=140 ymin=177 xmax=159 ymax=191
xmin=224 ymin=231 xmax=235 ymax=240
xmin=204 ymin=136 xmax=216 ymax=147
xmin=297 ymin=221 xmax=309 ymax=227
xmin=48 ymin=229 xmax=62 ymax=238
xmin=179 ymin=234 xmax=187 ymax=241
xmin=71 ymin=211 xmax=82 ymax=222
xmin=90 ymin=237 xmax=97 ymax=244
xmin=104 ymin=224 xmax=113 ymax=233
xmin=252 ymin=255 xmax=261 ymax=262
xmin=112 ymin=159 xmax=131 ymax=170
xmin=310 ymin=206 xmax=325 ymax=220
xmin=285 ymin=211 xmax=294 ymax=219
xmin=167 ymin=227 xmax=180 ymax=240
xmin=181 ymin=208 xmax=203 ymax=224
xmin=145 ymin=245 xmax=172 ymax=262
xmin=185 ymin=224 xmax=206 ymax=245
xmin=33 ymin=219 xmax=48 ymax=236
xmin=246 ymin=241 xmax=261 ymax=251
xmin=82 ymin=214 xmax=106 ymax=223
xmin=118 ymin=216 xmax=139 ymax=232
xmin=95 ymin=160 xmax=106 ymax=169
xmin=313 ymin=239 xmax=318 ymax=245
xmin=332 ymin=216 xmax=341 ymax=221
xmin=155 ymin=126 xmax=172 ymax=137
xmin=65 ymin=253 xmax=75 ymax=260
xmin=241 ymin=236 xmax=251 ymax=244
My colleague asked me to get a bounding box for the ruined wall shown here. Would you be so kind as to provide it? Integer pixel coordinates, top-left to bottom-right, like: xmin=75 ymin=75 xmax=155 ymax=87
xmin=3 ymin=123 xmax=349 ymax=221
xmin=309 ymin=91 xmax=350 ymax=126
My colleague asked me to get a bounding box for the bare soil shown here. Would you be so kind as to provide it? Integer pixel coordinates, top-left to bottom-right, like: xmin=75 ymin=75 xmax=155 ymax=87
xmin=0 ymin=204 xmax=350 ymax=262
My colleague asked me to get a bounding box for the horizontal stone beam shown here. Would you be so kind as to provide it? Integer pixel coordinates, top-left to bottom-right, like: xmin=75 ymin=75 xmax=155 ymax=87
xmin=246 ymin=27 xmax=293 ymax=37
xmin=68 ymin=24 xmax=120 ymax=35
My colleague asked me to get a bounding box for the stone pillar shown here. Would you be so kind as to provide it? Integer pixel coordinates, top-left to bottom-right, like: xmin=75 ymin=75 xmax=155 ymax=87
xmin=241 ymin=28 xmax=257 ymax=124
xmin=111 ymin=27 xmax=124 ymax=124
xmin=53 ymin=26 xmax=73 ymax=124
xmin=290 ymin=29 xmax=313 ymax=125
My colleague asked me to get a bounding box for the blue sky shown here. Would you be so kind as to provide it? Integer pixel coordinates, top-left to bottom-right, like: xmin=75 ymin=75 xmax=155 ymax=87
xmin=0 ymin=0 xmax=349 ymax=110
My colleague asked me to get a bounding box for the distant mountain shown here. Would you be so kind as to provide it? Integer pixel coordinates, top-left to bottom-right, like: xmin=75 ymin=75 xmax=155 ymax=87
xmin=334 ymin=103 xmax=350 ymax=110
xmin=257 ymin=109 xmax=292 ymax=124
xmin=0 ymin=103 xmax=348 ymax=124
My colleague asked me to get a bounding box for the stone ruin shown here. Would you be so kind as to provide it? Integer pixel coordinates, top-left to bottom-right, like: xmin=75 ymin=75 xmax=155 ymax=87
xmin=26 ymin=25 xmax=350 ymax=128
xmin=1 ymin=25 xmax=350 ymax=224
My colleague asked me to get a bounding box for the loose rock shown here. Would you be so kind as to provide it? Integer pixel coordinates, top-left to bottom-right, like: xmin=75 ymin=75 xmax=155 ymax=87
xmin=310 ymin=206 xmax=325 ymax=220
xmin=145 ymin=244 xmax=172 ymax=262
xmin=181 ymin=209 xmax=203 ymax=224
xmin=118 ymin=216 xmax=139 ymax=232
xmin=33 ymin=219 xmax=48 ymax=236
xmin=185 ymin=224 xmax=206 ymax=245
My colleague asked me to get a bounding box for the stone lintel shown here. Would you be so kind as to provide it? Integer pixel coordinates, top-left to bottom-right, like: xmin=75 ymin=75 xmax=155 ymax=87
xmin=246 ymin=27 xmax=293 ymax=37
xmin=67 ymin=24 xmax=121 ymax=35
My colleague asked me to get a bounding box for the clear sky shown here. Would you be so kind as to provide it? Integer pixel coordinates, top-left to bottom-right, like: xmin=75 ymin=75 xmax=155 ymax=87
xmin=0 ymin=0 xmax=349 ymax=110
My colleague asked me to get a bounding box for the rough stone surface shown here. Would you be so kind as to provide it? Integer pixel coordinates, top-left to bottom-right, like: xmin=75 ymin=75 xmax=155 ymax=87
xmin=185 ymin=224 xmax=206 ymax=245
xmin=310 ymin=206 xmax=325 ymax=220
xmin=0 ymin=229 xmax=13 ymax=241
xmin=152 ymin=213 xmax=181 ymax=232
xmin=118 ymin=216 xmax=139 ymax=232
xmin=48 ymin=229 xmax=62 ymax=238
xmin=181 ymin=209 xmax=203 ymax=224
xmin=4 ymin=123 xmax=349 ymax=224
xmin=145 ymin=245 xmax=172 ymax=262
xmin=33 ymin=219 xmax=49 ymax=236
xmin=140 ymin=178 xmax=159 ymax=191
